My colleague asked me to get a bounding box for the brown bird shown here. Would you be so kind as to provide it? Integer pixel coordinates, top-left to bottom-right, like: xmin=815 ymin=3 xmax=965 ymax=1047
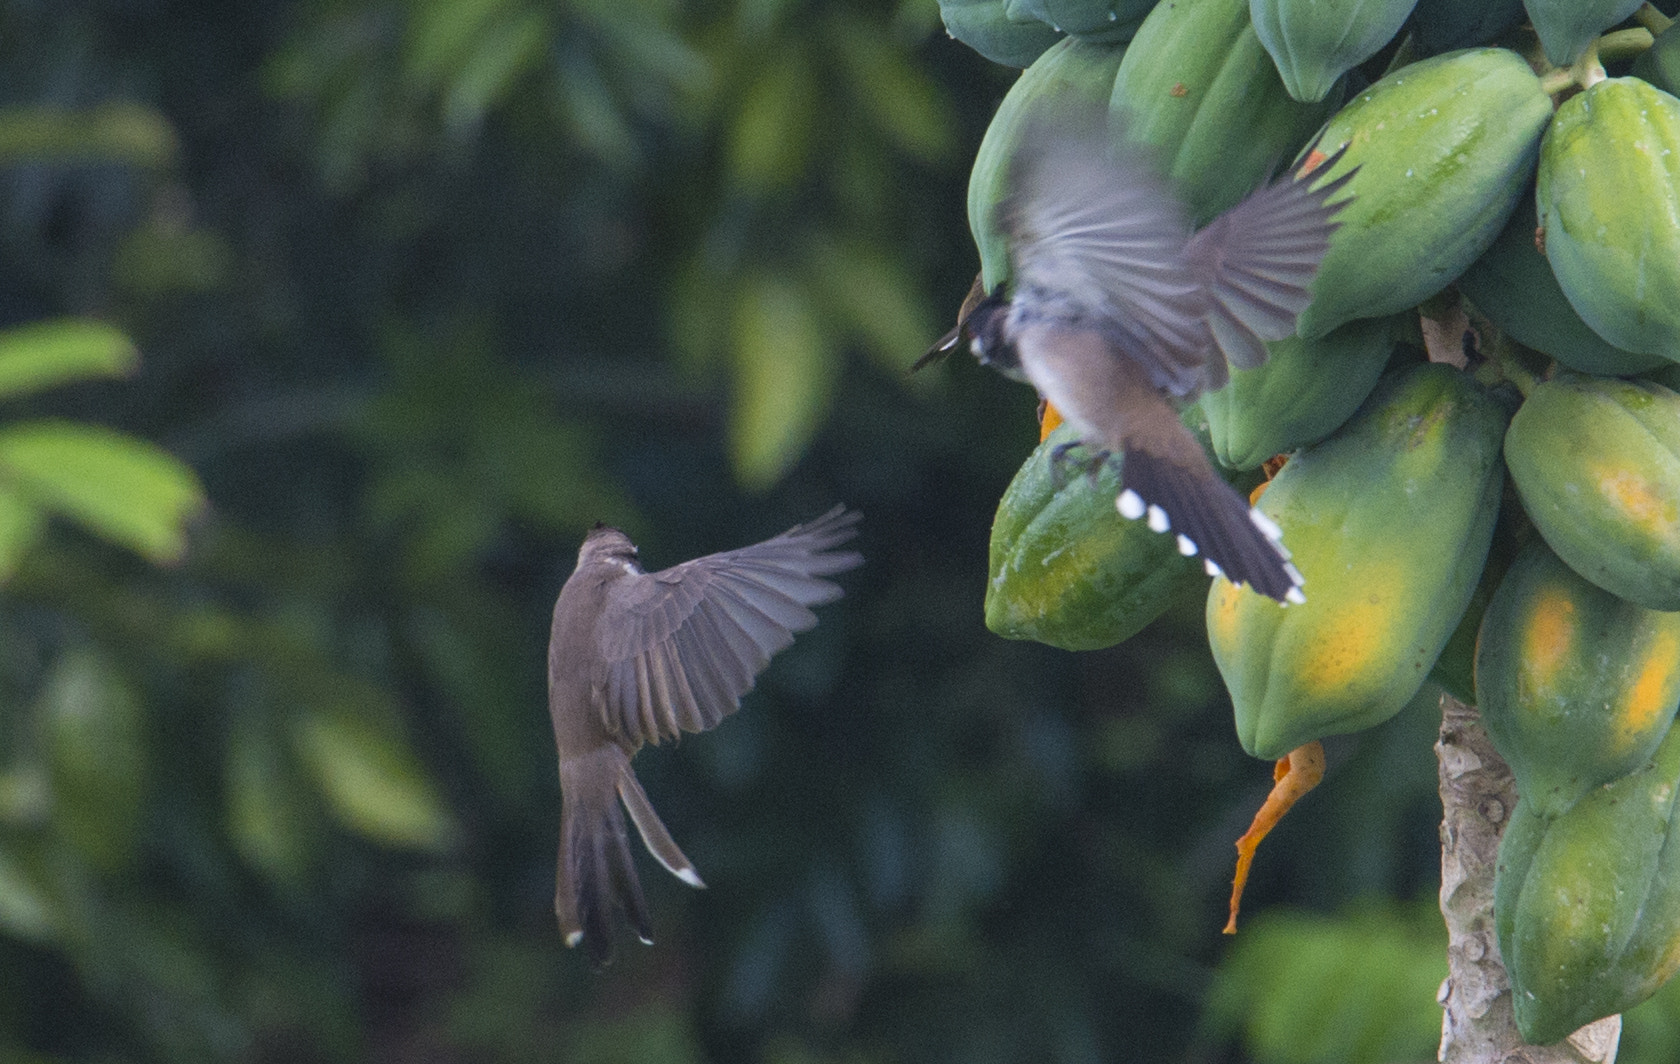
xmin=547 ymin=505 xmax=862 ymax=965
xmin=930 ymin=111 xmax=1352 ymax=603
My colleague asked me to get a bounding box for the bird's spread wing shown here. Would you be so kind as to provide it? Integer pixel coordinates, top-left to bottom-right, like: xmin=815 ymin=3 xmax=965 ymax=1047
xmin=591 ymin=506 xmax=861 ymax=747
xmin=1003 ymin=116 xmax=1212 ymax=395
xmin=1182 ymin=147 xmax=1355 ymax=372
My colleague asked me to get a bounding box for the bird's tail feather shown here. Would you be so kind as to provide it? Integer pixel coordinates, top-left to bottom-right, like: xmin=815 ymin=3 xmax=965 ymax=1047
xmin=556 ymin=747 xmax=656 ymax=967
xmin=618 ymin=767 xmax=704 ymax=889
xmin=1118 ymin=446 xmax=1304 ymax=604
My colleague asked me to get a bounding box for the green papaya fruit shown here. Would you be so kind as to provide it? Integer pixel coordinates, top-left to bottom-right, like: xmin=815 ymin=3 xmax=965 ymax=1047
xmin=1006 ymin=0 xmax=1157 ymax=43
xmin=1456 ymin=194 xmax=1669 ymax=376
xmin=1207 ymin=363 xmax=1508 ymax=759
xmin=1429 ymin=570 xmax=1487 ymax=705
xmin=1497 ymin=717 xmax=1680 ymax=1045
xmin=1250 ymin=0 xmax=1419 ymax=103
xmin=968 ymin=36 xmax=1128 ymax=290
xmin=1524 ymin=0 xmax=1644 ymax=65
xmin=1200 ymin=313 xmax=1402 ymax=471
xmin=1538 ymin=77 xmax=1680 ymax=364
xmin=1293 ymin=48 xmax=1553 ymax=338
xmin=1477 ymin=536 xmax=1680 ymax=819
xmin=1504 ymin=373 xmax=1680 ymax=610
xmin=1428 ymin=498 xmax=1522 ymax=703
xmin=1109 ymin=0 xmax=1338 ymax=224
xmin=1407 ymin=0 xmax=1525 ymax=54
xmin=1646 ymin=362 xmax=1680 ymax=393
xmin=939 ymin=0 xmax=1066 ymax=67
xmin=1632 ymin=19 xmax=1680 ymax=96
xmin=987 ymin=412 xmax=1239 ymax=650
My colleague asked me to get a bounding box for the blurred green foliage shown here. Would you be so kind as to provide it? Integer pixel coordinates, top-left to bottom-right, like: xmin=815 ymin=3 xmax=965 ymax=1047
xmin=0 ymin=1 xmax=1634 ymax=1062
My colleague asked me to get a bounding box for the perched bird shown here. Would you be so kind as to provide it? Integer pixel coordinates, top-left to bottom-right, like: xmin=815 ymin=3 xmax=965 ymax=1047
xmin=547 ymin=506 xmax=862 ymax=965
xmin=930 ymin=112 xmax=1352 ymax=603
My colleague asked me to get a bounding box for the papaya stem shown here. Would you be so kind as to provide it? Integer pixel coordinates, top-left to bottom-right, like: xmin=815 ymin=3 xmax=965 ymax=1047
xmin=1538 ymin=68 xmax=1577 ymax=97
xmin=1636 ymin=3 xmax=1675 ymax=37
xmin=1597 ymin=27 xmax=1656 ymax=66
xmin=1493 ymin=343 xmax=1542 ymax=398
xmin=1224 ymin=741 xmax=1324 ymax=934
xmin=1573 ymin=39 xmax=1608 ymax=90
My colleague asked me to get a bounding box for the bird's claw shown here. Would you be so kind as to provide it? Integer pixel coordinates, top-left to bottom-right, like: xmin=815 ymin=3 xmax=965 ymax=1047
xmin=1048 ymin=441 xmax=1114 ymax=488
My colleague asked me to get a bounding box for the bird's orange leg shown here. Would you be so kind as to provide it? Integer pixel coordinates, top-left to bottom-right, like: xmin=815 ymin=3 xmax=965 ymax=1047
xmin=1224 ymin=740 xmax=1325 ymax=934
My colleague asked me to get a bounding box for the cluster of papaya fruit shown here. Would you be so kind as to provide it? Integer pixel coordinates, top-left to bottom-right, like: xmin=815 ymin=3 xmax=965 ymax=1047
xmin=949 ymin=0 xmax=1680 ymax=1044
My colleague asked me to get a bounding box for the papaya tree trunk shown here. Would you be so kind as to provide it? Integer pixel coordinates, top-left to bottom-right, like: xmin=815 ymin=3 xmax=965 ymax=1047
xmin=1436 ymin=693 xmax=1622 ymax=1063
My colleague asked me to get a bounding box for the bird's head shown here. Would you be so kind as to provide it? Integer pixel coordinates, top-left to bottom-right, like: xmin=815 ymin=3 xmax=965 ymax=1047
xmin=966 ymin=288 xmax=1025 ymax=381
xmin=577 ymin=525 xmax=640 ymax=572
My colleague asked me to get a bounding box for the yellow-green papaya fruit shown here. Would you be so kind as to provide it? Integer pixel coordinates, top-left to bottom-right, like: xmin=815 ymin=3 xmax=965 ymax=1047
xmin=1250 ymin=0 xmax=1418 ymax=103
xmin=1504 ymin=374 xmax=1680 ymax=610
xmin=1456 ymin=196 xmax=1668 ymax=377
xmin=1429 ymin=499 xmax=1522 ymax=703
xmin=1524 ymin=0 xmax=1644 ymax=65
xmin=1633 ymin=19 xmax=1680 ymax=96
xmin=1293 ymin=48 xmax=1553 ymax=338
xmin=1200 ymin=313 xmax=1402 ymax=471
xmin=1538 ymin=77 xmax=1680 ymax=364
xmin=1207 ymin=363 xmax=1508 ymax=758
xmin=1108 ymin=0 xmax=1337 ymax=224
xmin=968 ymin=36 xmax=1128 ymax=290
xmin=988 ymin=414 xmax=1240 ymax=650
xmin=1496 ymin=718 xmax=1680 ymax=1044
xmin=1477 ymin=536 xmax=1680 ymax=819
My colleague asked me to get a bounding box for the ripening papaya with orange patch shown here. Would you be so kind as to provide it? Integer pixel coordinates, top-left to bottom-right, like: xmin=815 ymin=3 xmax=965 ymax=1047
xmin=1210 ymin=364 xmax=1507 ymax=759
xmin=1507 ymin=375 xmax=1680 ymax=610
xmin=1479 ymin=538 xmax=1680 ymax=819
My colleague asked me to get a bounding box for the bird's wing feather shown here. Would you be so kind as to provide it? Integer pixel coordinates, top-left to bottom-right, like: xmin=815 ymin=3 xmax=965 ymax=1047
xmin=1182 ymin=149 xmax=1355 ymax=370
xmin=592 ymin=506 xmax=861 ymax=746
xmin=1003 ymin=117 xmax=1212 ymax=394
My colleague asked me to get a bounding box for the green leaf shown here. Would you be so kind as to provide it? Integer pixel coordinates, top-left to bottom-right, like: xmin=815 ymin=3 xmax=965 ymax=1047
xmin=0 ymin=103 xmax=179 ymax=168
xmin=225 ymin=702 xmax=317 ymax=884
xmin=1203 ymin=900 xmax=1445 ymax=1064
xmin=0 ymin=843 xmax=61 ymax=943
xmin=728 ymin=275 xmax=839 ymax=491
xmin=0 ymin=319 xmax=139 ymax=400
xmin=828 ymin=16 xmax=956 ymax=164
xmin=0 ymin=488 xmax=45 ymax=583
xmin=727 ymin=49 xmax=818 ymax=189
xmin=804 ymin=238 xmax=938 ymax=375
xmin=0 ymin=420 xmax=206 ymax=564
xmin=442 ymin=9 xmax=549 ymax=130
xmin=39 ymin=649 xmax=148 ymax=871
xmin=405 ymin=0 xmax=507 ymax=84
xmin=112 ymin=226 xmax=233 ymax=296
xmin=289 ymin=696 xmax=458 ymax=851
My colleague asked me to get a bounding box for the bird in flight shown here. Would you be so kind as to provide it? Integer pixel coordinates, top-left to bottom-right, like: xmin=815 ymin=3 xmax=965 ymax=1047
xmin=547 ymin=506 xmax=862 ymax=965
xmin=929 ymin=111 xmax=1352 ymax=603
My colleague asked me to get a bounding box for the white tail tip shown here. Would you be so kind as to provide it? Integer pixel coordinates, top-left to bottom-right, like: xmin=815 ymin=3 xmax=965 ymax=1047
xmin=1117 ymin=488 xmax=1146 ymax=520
xmin=1249 ymin=508 xmax=1284 ymax=542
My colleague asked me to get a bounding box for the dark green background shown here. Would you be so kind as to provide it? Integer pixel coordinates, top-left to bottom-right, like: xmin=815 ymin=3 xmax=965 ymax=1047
xmin=4 ymin=2 xmax=1677 ymax=1061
